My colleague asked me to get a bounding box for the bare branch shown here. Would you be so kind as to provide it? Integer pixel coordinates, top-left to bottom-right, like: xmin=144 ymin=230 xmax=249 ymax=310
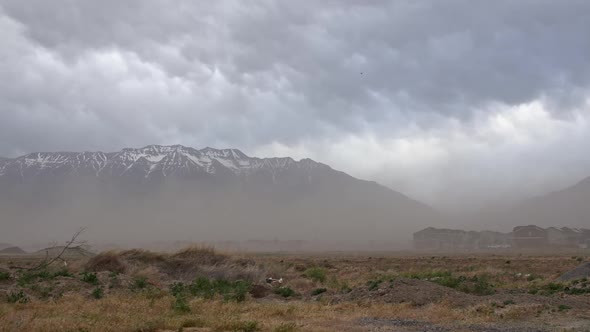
xmin=27 ymin=227 xmax=87 ymax=271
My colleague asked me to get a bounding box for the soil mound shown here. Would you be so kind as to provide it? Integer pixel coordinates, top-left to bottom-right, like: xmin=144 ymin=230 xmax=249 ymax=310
xmin=85 ymin=252 xmax=127 ymax=273
xmin=339 ymin=277 xmax=475 ymax=306
xmin=558 ymin=262 xmax=590 ymax=282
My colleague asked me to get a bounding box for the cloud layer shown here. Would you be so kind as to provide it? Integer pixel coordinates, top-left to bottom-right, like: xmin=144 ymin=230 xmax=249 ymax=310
xmin=1 ymin=0 xmax=589 ymax=208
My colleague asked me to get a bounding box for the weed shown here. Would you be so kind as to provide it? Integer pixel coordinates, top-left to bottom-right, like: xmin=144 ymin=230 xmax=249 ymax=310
xmin=132 ymin=276 xmax=149 ymax=290
xmin=304 ymin=267 xmax=327 ymax=283
xmin=7 ymin=290 xmax=29 ymax=304
xmin=92 ymin=287 xmax=104 ymax=299
xmin=80 ymin=272 xmax=99 ymax=285
xmin=0 ymin=271 xmax=10 ymax=281
xmin=367 ymin=279 xmax=382 ymax=291
xmin=503 ymin=300 xmax=515 ymax=306
xmin=274 ymin=287 xmax=296 ymax=298
xmin=558 ymin=304 xmax=572 ymax=312
xmin=180 ymin=318 xmax=204 ymax=328
xmin=172 ymin=294 xmax=191 ymax=314
xmin=188 ymin=277 xmax=251 ymax=302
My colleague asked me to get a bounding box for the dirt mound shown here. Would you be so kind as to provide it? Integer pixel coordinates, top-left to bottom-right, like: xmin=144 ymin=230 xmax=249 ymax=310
xmin=249 ymin=284 xmax=272 ymax=298
xmin=170 ymin=246 xmax=227 ymax=265
xmin=0 ymin=246 xmax=26 ymax=255
xmin=85 ymin=252 xmax=127 ymax=273
xmin=558 ymin=262 xmax=590 ymax=282
xmin=338 ymin=277 xmax=475 ymax=306
xmin=110 ymin=247 xmax=261 ymax=282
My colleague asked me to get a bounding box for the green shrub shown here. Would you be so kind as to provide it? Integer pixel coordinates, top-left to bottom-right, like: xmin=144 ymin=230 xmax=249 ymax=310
xmin=170 ymin=282 xmax=186 ymax=297
xmin=80 ymin=272 xmax=99 ymax=285
xmin=367 ymin=279 xmax=382 ymax=291
xmin=188 ymin=277 xmax=251 ymax=302
xmin=132 ymin=276 xmax=148 ymax=290
xmin=274 ymin=287 xmax=296 ymax=298
xmin=0 ymin=271 xmax=10 ymax=281
xmin=304 ymin=267 xmax=327 ymax=283
xmin=91 ymin=286 xmax=104 ymax=299
xmin=172 ymin=294 xmax=191 ymax=314
xmin=311 ymin=288 xmax=327 ymax=296
xmin=7 ymin=290 xmax=29 ymax=303
xmin=558 ymin=304 xmax=572 ymax=312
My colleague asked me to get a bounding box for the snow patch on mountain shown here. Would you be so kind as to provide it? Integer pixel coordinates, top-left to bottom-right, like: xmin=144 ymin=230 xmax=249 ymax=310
xmin=0 ymin=145 xmax=327 ymax=179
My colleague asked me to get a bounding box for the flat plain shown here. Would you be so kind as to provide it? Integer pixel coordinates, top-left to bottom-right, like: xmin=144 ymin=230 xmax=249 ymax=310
xmin=1 ymin=248 xmax=590 ymax=331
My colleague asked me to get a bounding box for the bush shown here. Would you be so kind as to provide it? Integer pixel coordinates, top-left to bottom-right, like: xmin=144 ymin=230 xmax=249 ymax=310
xmin=0 ymin=271 xmax=10 ymax=281
xmin=16 ymin=268 xmax=74 ymax=286
xmin=304 ymin=268 xmax=327 ymax=283
xmin=132 ymin=276 xmax=149 ymax=290
xmin=92 ymin=286 xmax=104 ymax=299
xmin=187 ymin=277 xmax=251 ymax=302
xmin=172 ymin=294 xmax=191 ymax=314
xmin=7 ymin=290 xmax=29 ymax=304
xmin=558 ymin=304 xmax=572 ymax=312
xmin=311 ymin=288 xmax=327 ymax=296
xmin=367 ymin=279 xmax=382 ymax=291
xmin=85 ymin=252 xmax=127 ymax=274
xmin=274 ymin=287 xmax=296 ymax=298
xmin=80 ymin=272 xmax=99 ymax=285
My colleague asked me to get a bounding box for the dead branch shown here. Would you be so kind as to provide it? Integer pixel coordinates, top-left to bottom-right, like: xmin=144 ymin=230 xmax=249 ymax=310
xmin=26 ymin=227 xmax=87 ymax=271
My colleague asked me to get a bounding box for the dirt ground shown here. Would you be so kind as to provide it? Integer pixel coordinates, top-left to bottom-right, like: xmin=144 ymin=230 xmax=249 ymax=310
xmin=1 ymin=250 xmax=590 ymax=331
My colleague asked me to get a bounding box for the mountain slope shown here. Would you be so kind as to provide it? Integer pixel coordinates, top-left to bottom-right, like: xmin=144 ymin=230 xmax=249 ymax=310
xmin=506 ymin=176 xmax=590 ymax=227
xmin=0 ymin=145 xmax=440 ymax=248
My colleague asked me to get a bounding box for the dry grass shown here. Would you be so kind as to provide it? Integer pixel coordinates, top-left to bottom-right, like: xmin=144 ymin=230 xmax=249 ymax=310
xmin=1 ymin=251 xmax=589 ymax=331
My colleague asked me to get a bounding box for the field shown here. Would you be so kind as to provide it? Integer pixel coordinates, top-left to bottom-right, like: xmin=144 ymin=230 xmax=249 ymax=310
xmin=1 ymin=249 xmax=590 ymax=331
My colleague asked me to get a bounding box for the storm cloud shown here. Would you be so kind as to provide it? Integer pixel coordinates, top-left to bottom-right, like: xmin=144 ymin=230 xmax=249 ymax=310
xmin=1 ymin=0 xmax=590 ymax=208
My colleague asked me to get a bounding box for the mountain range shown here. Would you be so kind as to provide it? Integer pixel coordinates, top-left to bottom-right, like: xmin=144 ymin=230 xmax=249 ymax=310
xmin=0 ymin=145 xmax=440 ymax=247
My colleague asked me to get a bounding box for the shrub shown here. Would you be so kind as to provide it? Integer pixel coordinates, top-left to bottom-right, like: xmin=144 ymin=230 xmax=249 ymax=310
xmin=132 ymin=276 xmax=149 ymax=290
xmin=17 ymin=268 xmax=74 ymax=286
xmin=0 ymin=271 xmax=10 ymax=281
xmin=558 ymin=304 xmax=572 ymax=312
xmin=92 ymin=287 xmax=104 ymax=299
xmin=304 ymin=268 xmax=327 ymax=283
xmin=172 ymin=294 xmax=191 ymax=314
xmin=7 ymin=290 xmax=29 ymax=304
xmin=503 ymin=299 xmax=516 ymax=306
xmin=274 ymin=287 xmax=296 ymax=298
xmin=311 ymin=288 xmax=327 ymax=296
xmin=170 ymin=282 xmax=186 ymax=297
xmin=187 ymin=277 xmax=251 ymax=302
xmin=80 ymin=272 xmax=99 ymax=285
xmin=367 ymin=279 xmax=382 ymax=291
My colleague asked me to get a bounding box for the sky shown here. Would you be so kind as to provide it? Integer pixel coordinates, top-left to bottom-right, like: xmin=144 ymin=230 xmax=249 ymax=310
xmin=1 ymin=0 xmax=590 ymax=210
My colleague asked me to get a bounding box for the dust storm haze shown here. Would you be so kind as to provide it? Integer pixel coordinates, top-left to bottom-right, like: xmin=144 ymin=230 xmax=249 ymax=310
xmin=1 ymin=1 xmax=590 ymax=250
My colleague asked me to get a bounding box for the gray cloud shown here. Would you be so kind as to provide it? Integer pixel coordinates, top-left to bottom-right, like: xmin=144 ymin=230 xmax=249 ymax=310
xmin=1 ymin=0 xmax=590 ymax=208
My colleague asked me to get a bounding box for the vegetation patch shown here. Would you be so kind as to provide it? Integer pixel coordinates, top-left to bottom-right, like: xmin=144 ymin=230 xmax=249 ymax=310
xmin=303 ymin=267 xmax=327 ymax=283
xmin=274 ymin=286 xmax=296 ymax=298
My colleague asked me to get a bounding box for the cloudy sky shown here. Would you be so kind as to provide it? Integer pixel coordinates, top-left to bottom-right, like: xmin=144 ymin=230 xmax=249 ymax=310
xmin=1 ymin=0 xmax=590 ymax=209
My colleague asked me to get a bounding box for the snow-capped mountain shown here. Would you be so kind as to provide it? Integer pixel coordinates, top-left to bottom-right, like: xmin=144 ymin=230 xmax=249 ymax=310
xmin=0 ymin=145 xmax=323 ymax=181
xmin=0 ymin=145 xmax=441 ymax=248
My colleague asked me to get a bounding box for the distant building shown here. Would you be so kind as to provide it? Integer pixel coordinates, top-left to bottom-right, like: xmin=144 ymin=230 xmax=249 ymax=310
xmin=413 ymin=227 xmax=510 ymax=250
xmin=512 ymin=225 xmax=547 ymax=248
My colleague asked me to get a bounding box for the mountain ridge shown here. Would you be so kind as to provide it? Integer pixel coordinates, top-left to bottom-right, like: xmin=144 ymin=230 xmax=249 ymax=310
xmin=0 ymin=145 xmax=439 ymax=247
